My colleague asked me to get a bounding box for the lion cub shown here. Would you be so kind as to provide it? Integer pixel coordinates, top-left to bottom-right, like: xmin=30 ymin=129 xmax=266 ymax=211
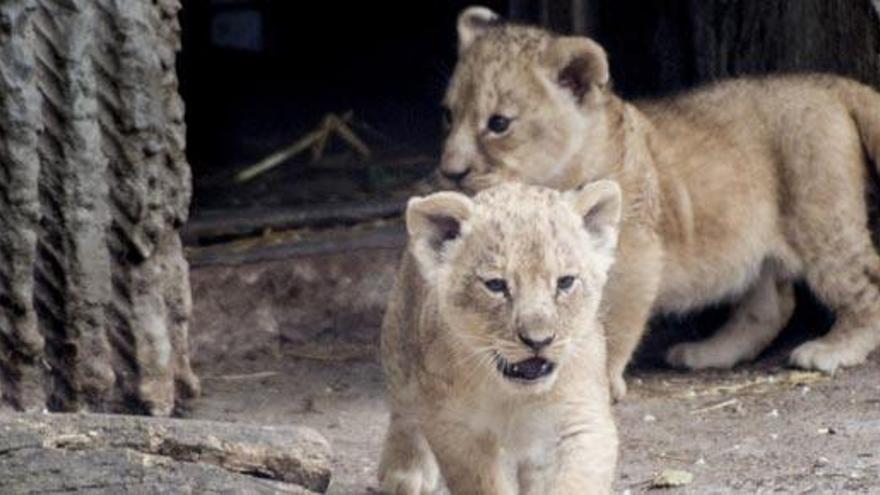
xmin=441 ymin=7 xmax=880 ymax=399
xmin=379 ymin=181 xmax=621 ymax=495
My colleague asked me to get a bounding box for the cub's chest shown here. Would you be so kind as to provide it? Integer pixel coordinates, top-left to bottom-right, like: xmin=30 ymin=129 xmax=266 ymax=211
xmin=452 ymin=397 xmax=560 ymax=462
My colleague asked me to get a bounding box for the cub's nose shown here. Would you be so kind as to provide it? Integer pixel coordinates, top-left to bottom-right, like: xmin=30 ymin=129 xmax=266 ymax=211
xmin=518 ymin=332 xmax=555 ymax=352
xmin=441 ymin=167 xmax=471 ymax=184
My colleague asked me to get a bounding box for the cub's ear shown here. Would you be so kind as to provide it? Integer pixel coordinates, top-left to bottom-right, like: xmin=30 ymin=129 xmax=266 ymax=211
xmin=457 ymin=6 xmax=501 ymax=53
xmin=406 ymin=191 xmax=474 ymax=276
xmin=568 ymin=180 xmax=621 ymax=256
xmin=546 ymin=36 xmax=609 ymax=102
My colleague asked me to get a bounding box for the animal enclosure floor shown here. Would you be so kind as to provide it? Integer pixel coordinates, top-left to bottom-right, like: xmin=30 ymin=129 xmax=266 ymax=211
xmin=187 ymin=351 xmax=880 ymax=494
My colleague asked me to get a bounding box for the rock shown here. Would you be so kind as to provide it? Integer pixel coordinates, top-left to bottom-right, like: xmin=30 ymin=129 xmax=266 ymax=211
xmin=651 ymin=469 xmax=694 ymax=489
xmin=0 ymin=413 xmax=332 ymax=493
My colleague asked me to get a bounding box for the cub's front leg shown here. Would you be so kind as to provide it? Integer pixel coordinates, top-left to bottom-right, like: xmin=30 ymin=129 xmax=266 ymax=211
xmin=423 ymin=422 xmax=515 ymax=495
xmin=518 ymin=457 xmax=550 ymax=495
xmin=379 ymin=412 xmax=439 ymax=495
xmin=550 ymin=416 xmax=619 ymax=495
xmin=603 ymin=227 xmax=663 ymax=399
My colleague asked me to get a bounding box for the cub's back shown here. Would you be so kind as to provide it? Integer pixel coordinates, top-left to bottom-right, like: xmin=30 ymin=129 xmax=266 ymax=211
xmin=635 ymin=74 xmax=857 ymax=143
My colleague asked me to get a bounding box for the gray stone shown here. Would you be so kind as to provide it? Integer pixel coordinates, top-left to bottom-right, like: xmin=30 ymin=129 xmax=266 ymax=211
xmin=0 ymin=412 xmax=331 ymax=493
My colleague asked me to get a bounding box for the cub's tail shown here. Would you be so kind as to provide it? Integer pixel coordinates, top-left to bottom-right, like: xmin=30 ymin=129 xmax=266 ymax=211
xmin=837 ymin=79 xmax=880 ymax=169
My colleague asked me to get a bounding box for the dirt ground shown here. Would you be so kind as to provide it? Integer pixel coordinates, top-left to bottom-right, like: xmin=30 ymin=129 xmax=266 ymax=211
xmin=186 ymin=342 xmax=880 ymax=494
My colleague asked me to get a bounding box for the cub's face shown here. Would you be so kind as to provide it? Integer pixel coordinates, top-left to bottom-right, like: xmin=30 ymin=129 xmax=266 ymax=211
xmin=406 ymin=182 xmax=621 ymax=392
xmin=440 ymin=7 xmax=612 ymax=193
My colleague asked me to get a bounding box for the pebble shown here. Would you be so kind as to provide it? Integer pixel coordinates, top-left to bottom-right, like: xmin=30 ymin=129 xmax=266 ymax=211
xmin=651 ymin=469 xmax=694 ymax=488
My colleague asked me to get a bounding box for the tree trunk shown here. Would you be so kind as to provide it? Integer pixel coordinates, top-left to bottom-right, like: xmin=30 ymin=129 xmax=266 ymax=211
xmin=0 ymin=0 xmax=197 ymax=415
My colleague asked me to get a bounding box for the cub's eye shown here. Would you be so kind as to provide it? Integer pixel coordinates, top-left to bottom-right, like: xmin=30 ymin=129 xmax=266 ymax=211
xmin=487 ymin=114 xmax=511 ymax=134
xmin=557 ymin=275 xmax=576 ymax=292
xmin=484 ymin=278 xmax=508 ymax=294
xmin=442 ymin=107 xmax=453 ymax=128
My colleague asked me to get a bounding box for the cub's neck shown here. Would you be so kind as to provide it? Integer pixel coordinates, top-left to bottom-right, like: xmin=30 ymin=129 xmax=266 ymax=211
xmin=565 ymin=95 xmax=663 ymax=229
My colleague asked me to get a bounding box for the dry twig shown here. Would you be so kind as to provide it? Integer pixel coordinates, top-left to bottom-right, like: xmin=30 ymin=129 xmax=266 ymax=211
xmin=235 ymin=111 xmax=372 ymax=183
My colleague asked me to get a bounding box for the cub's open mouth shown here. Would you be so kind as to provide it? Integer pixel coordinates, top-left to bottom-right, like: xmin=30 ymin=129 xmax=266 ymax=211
xmin=495 ymin=356 xmax=556 ymax=382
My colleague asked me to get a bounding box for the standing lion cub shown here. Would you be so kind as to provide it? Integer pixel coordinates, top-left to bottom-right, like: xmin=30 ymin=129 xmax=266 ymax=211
xmin=379 ymin=182 xmax=621 ymax=494
xmin=441 ymin=6 xmax=880 ymax=399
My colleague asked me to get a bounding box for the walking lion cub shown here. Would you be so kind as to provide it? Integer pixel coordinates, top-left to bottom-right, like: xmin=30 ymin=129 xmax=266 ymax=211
xmin=379 ymin=182 xmax=621 ymax=494
xmin=441 ymin=7 xmax=880 ymax=399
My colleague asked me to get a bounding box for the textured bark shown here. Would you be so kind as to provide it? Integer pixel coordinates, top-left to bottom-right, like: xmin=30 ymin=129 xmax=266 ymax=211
xmin=0 ymin=0 xmax=197 ymax=415
xmin=0 ymin=413 xmax=331 ymax=493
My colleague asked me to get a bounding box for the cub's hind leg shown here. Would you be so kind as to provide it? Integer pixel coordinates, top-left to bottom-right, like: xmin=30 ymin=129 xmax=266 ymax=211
xmin=666 ymin=264 xmax=795 ymax=369
xmin=379 ymin=412 xmax=440 ymax=495
xmin=782 ymin=110 xmax=880 ymax=372
xmin=788 ymin=227 xmax=880 ymax=372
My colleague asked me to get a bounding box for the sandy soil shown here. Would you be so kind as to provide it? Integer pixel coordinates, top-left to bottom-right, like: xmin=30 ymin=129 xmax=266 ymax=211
xmin=186 ymin=345 xmax=880 ymax=494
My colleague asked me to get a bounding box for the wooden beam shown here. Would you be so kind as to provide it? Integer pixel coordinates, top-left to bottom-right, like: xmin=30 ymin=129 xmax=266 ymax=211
xmin=186 ymin=223 xmax=406 ymax=267
xmin=183 ymin=199 xmax=406 ymax=245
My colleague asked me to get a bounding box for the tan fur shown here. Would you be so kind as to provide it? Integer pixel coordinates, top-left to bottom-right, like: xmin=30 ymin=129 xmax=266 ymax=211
xmin=379 ymin=182 xmax=621 ymax=494
xmin=441 ymin=8 xmax=880 ymax=399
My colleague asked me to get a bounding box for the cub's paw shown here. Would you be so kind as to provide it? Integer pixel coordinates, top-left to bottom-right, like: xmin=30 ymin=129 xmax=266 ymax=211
xmin=378 ymin=457 xmax=439 ymax=495
xmin=666 ymin=342 xmax=737 ymax=370
xmin=610 ymin=373 xmax=628 ymax=402
xmin=789 ymin=338 xmax=868 ymax=374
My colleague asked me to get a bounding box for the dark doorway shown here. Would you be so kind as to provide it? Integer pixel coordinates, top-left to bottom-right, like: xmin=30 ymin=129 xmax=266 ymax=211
xmin=179 ymin=0 xmax=508 ymax=217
